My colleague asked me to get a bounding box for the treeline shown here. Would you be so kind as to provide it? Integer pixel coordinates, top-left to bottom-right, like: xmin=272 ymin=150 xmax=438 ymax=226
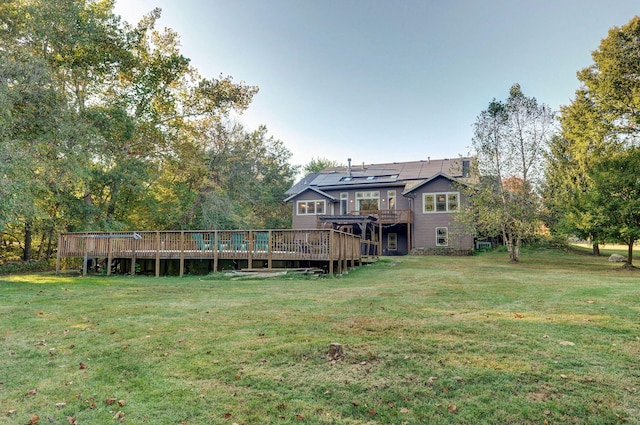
xmin=0 ymin=1 xmax=298 ymax=262
xmin=466 ymin=16 xmax=640 ymax=265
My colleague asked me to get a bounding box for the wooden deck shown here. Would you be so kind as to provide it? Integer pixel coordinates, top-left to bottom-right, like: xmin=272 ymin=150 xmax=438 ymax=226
xmin=355 ymin=209 xmax=413 ymax=224
xmin=57 ymin=229 xmax=369 ymax=276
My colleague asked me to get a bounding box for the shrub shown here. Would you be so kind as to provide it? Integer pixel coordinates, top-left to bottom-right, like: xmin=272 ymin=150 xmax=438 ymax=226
xmin=0 ymin=259 xmax=55 ymax=275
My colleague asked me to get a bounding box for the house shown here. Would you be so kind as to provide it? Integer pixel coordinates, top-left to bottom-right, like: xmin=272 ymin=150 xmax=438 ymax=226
xmin=284 ymin=157 xmax=475 ymax=255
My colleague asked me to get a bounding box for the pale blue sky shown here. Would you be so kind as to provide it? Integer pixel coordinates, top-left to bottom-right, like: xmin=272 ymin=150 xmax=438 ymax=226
xmin=114 ymin=1 xmax=639 ymax=168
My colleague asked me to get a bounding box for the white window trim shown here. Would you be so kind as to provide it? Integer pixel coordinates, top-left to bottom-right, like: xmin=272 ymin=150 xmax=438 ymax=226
xmin=387 ymin=190 xmax=396 ymax=210
xmin=296 ymin=200 xmax=327 ymax=216
xmin=388 ymin=233 xmax=398 ymax=251
xmin=423 ymin=192 xmax=460 ymax=214
xmin=436 ymin=227 xmax=449 ymax=246
xmin=356 ymin=191 xmax=380 ymax=211
xmin=340 ymin=192 xmax=348 ymax=215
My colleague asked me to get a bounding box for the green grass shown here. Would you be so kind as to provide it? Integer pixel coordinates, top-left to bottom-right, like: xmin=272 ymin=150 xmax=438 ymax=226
xmin=1 ymin=249 xmax=639 ymax=424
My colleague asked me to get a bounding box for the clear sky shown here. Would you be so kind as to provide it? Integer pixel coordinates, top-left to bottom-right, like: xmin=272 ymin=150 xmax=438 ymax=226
xmin=113 ymin=0 xmax=639 ymax=168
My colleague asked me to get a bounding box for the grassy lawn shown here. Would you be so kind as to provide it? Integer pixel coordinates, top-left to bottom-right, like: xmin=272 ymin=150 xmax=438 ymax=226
xmin=1 ymin=249 xmax=639 ymax=424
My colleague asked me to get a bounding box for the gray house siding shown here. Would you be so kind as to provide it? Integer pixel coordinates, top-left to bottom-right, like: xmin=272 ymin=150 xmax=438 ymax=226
xmin=291 ymin=190 xmax=335 ymax=229
xmin=411 ymin=176 xmax=474 ymax=250
xmin=321 ymin=185 xmax=408 ymax=214
xmin=285 ymin=158 xmax=476 ymax=255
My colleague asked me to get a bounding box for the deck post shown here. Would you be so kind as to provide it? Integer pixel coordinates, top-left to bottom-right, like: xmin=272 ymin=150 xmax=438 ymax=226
xmin=179 ymin=231 xmax=185 ymax=277
xmin=267 ymin=230 xmax=273 ymax=269
xmin=343 ymin=233 xmax=348 ymax=273
xmin=82 ymin=252 xmax=88 ymax=277
xmin=131 ymin=246 xmax=136 ymax=276
xmin=329 ymin=230 xmax=334 ymax=275
xmin=106 ymin=234 xmax=113 ymax=276
xmin=213 ymin=231 xmax=218 ymax=273
xmin=155 ymin=231 xmax=161 ymax=277
xmin=248 ymin=231 xmax=253 ymax=268
xmin=56 ymin=234 xmax=61 ymax=274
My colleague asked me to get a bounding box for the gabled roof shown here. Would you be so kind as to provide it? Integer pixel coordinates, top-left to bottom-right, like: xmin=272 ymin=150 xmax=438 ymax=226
xmin=283 ymin=186 xmax=336 ymax=203
xmin=286 ymin=158 xmax=472 ymax=199
xmin=401 ymin=172 xmax=458 ymax=195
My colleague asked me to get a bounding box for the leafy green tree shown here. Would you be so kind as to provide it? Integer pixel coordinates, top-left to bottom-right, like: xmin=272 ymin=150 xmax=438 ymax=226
xmin=544 ymin=16 xmax=640 ymax=255
xmin=578 ymin=16 xmax=640 ymax=141
xmin=542 ymin=90 xmax=611 ymax=255
xmin=176 ymin=123 xmax=298 ymax=230
xmin=465 ymin=84 xmax=554 ymax=262
xmin=0 ymin=0 xmax=296 ymax=263
xmin=303 ymin=157 xmax=339 ymax=174
xmin=587 ymin=147 xmax=640 ymax=266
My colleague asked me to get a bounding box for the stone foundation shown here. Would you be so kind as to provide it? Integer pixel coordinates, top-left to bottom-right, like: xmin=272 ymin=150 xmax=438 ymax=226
xmin=410 ymin=247 xmax=474 ymax=256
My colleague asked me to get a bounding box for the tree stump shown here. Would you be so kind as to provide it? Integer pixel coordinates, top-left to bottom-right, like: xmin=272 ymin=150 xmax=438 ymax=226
xmin=328 ymin=342 xmax=344 ymax=361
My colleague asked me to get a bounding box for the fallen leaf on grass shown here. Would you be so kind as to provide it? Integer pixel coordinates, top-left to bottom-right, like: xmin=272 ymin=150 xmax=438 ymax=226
xmin=67 ymin=417 xmax=78 ymax=425
xmin=34 ymin=341 xmax=47 ymax=347
xmin=27 ymin=389 xmax=37 ymax=396
xmin=447 ymin=404 xmax=458 ymax=413
xmin=113 ymin=411 xmax=125 ymax=421
xmin=118 ymin=400 xmax=126 ymax=406
xmin=558 ymin=341 xmax=575 ymax=346
xmin=296 ymin=414 xmax=304 ymax=420
xmin=79 ymin=362 xmax=86 ymax=370
xmin=513 ymin=313 xmax=524 ymax=319
xmin=400 ymin=408 xmax=410 ymax=413
xmin=55 ymin=403 xmax=66 ymax=409
xmin=7 ymin=409 xmax=17 ymax=415
xmin=560 ymin=374 xmax=568 ymax=379
xmin=105 ymin=397 xmax=116 ymax=405
xmin=26 ymin=414 xmax=39 ymax=424
xmin=586 ymin=300 xmax=595 ymax=304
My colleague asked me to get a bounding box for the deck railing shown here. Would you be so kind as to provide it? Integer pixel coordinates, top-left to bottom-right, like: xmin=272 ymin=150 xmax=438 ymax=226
xmin=57 ymin=229 xmax=364 ymax=276
xmin=352 ymin=209 xmax=412 ymax=224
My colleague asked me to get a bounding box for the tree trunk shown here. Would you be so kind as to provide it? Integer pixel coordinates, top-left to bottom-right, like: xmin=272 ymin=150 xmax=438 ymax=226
xmin=510 ymin=238 xmax=521 ymax=262
xmin=45 ymin=227 xmax=54 ymax=259
xmin=627 ymin=242 xmax=634 ymax=267
xmin=23 ymin=220 xmax=32 ymax=261
xmin=592 ymin=242 xmax=600 ymax=256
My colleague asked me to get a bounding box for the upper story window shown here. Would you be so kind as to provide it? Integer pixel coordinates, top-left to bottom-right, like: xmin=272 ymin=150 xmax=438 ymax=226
xmin=356 ymin=191 xmax=379 ymax=211
xmin=340 ymin=193 xmax=348 ymax=215
xmin=423 ymin=192 xmax=459 ymax=213
xmin=387 ymin=190 xmax=396 ymax=210
xmin=296 ymin=200 xmax=326 ymax=215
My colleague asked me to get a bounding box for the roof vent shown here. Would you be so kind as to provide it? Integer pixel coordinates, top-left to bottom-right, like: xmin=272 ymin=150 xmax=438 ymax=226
xmin=347 ymin=158 xmax=352 ymax=177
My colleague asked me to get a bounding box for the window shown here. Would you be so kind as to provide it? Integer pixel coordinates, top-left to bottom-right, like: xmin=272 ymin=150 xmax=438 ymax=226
xmin=296 ymin=200 xmax=326 ymax=215
xmin=388 ymin=233 xmax=397 ymax=251
xmin=436 ymin=227 xmax=448 ymax=246
xmin=340 ymin=193 xmax=348 ymax=215
xmin=356 ymin=191 xmax=379 ymax=211
xmin=423 ymin=192 xmax=460 ymax=213
xmin=387 ymin=190 xmax=396 ymax=210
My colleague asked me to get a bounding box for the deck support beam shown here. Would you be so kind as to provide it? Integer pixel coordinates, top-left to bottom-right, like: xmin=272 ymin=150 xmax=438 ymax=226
xmin=179 ymin=231 xmax=185 ymax=277
xmin=155 ymin=232 xmax=161 ymax=277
